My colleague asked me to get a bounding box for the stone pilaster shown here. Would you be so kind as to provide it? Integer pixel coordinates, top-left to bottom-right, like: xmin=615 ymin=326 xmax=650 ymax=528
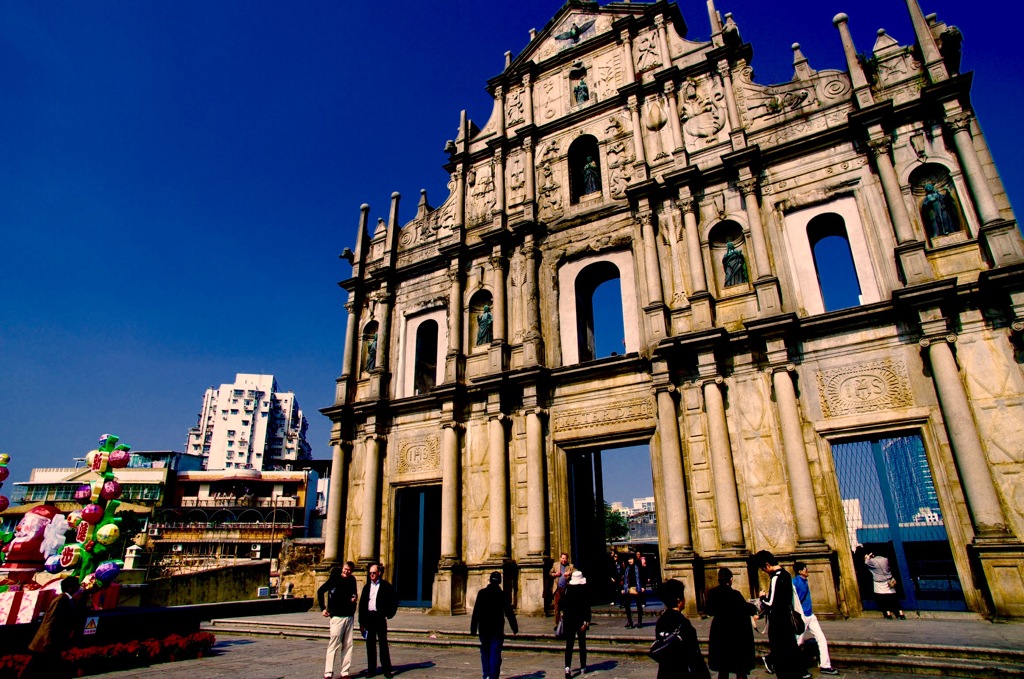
xmin=522 ymin=234 xmax=544 ymax=366
xmin=445 ymin=263 xmax=464 ymax=383
xmin=652 ymin=374 xmax=692 ymax=557
xmin=358 ymin=433 xmax=385 ymax=564
xmin=322 ymin=441 xmax=351 ymax=564
xmin=487 ymin=412 xmax=510 ymax=561
xmin=489 ymin=250 xmax=508 ymax=372
xmin=697 ymin=350 xmax=744 ymax=550
xmin=663 ymin=81 xmax=685 ymax=160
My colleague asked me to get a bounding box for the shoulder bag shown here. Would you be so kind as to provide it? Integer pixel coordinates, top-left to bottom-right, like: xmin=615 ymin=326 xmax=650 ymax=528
xmin=648 ymin=623 xmax=683 ymax=663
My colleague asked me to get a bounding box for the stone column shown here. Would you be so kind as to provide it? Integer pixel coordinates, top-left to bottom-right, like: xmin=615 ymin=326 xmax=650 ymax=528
xmin=923 ymin=336 xmax=1009 ymax=534
xmin=445 ymin=264 xmax=463 ymax=383
xmin=487 ymin=414 xmax=510 ymax=560
xmin=654 ymin=15 xmax=671 ymax=71
xmin=639 ymin=210 xmax=665 ymax=305
xmin=522 ymin=234 xmax=543 ymax=366
xmin=771 ymin=366 xmax=824 ymax=544
xmin=490 ymin=251 xmax=507 ymax=343
xmin=868 ymin=137 xmax=916 ymax=244
xmin=494 ymin=85 xmax=506 ymax=138
xmin=620 ymin=30 xmax=636 ymax=82
xmin=904 ymin=0 xmax=948 ymax=83
xmin=453 ymin=169 xmax=465 ymax=227
xmin=358 ymin=434 xmax=384 ymax=562
xmin=663 ymin=200 xmax=687 ymax=305
xmin=679 ymin=195 xmax=707 ymax=294
xmin=703 ymin=378 xmax=744 ymax=547
xmin=523 ymin=138 xmax=536 ymax=204
xmin=656 ymin=386 xmax=692 ymax=552
xmin=737 ymin=178 xmax=772 ymax=279
xmin=947 ymin=113 xmax=1001 ymax=225
xmin=492 ymin=147 xmax=506 ymax=216
xmin=440 ymin=422 xmax=463 ymax=560
xmin=323 ymin=441 xmax=350 ymax=563
xmin=340 ymin=300 xmax=359 ymax=378
xmin=627 ymin=95 xmax=648 ymax=169
xmin=522 ymin=73 xmax=534 ymax=127
xmin=664 ymin=81 xmax=685 ymax=157
xmin=717 ymin=62 xmax=744 ymax=149
xmin=525 ymin=408 xmax=547 ymax=556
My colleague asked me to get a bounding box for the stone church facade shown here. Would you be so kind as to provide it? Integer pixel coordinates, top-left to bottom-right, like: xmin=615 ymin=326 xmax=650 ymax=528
xmin=321 ymin=0 xmax=1024 ymax=618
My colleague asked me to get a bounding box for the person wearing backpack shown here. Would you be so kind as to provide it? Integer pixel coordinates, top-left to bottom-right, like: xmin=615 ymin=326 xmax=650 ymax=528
xmin=652 ymin=578 xmax=709 ymax=679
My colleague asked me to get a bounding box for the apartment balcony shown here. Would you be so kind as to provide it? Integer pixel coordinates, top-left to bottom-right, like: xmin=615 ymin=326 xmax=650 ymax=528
xmin=179 ymin=496 xmax=299 ymax=509
xmin=151 ymin=522 xmax=297 ymax=543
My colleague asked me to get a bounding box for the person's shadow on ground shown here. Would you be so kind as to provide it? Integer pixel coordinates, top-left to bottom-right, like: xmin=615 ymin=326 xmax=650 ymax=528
xmin=507 ymin=673 xmax=546 ymax=679
xmin=380 ymin=661 xmax=435 ymax=676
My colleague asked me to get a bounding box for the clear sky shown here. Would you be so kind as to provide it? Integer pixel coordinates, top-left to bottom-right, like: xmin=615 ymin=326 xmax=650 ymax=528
xmin=1 ymin=0 xmax=1020 ymax=486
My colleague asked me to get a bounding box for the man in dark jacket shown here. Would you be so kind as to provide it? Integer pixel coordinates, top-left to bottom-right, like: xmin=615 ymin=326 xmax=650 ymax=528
xmin=319 ymin=561 xmax=358 ymax=679
xmin=754 ymin=550 xmax=807 ymax=679
xmin=358 ymin=562 xmax=397 ymax=678
xmin=470 ymin=571 xmax=518 ymax=679
xmin=22 ymin=575 xmax=80 ymax=679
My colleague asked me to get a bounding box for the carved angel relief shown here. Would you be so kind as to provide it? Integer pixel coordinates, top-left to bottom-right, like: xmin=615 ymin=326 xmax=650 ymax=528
xmin=679 ymin=78 xmax=727 ymax=150
xmin=467 ymin=165 xmax=496 ymax=225
xmin=537 ymin=142 xmax=563 ymax=219
xmin=606 ymin=116 xmax=635 ymax=199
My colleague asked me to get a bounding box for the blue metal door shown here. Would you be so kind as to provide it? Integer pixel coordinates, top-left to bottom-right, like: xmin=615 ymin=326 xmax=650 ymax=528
xmin=832 ymin=433 xmax=965 ymax=611
xmin=393 ymin=485 xmax=441 ymax=607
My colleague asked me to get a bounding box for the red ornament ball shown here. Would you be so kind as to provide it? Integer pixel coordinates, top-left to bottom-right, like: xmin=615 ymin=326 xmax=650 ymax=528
xmin=100 ymin=480 xmax=122 ymax=500
xmin=81 ymin=504 xmax=105 ymax=525
xmin=0 ymin=495 xmax=8 ymax=512
xmin=107 ymin=450 xmax=131 ymax=469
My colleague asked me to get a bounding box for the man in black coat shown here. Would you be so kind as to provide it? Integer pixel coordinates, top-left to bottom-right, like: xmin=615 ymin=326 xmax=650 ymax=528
xmin=753 ymin=550 xmax=807 ymax=679
xmin=470 ymin=571 xmax=518 ymax=679
xmin=319 ymin=561 xmax=358 ymax=679
xmin=358 ymin=562 xmax=397 ymax=678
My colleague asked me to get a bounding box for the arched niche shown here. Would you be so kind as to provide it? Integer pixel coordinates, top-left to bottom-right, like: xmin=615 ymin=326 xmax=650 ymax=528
xmin=361 ymin=321 xmax=379 ymax=374
xmin=467 ymin=289 xmax=494 ymax=353
xmin=398 ymin=309 xmax=447 ymax=398
xmin=568 ymin=135 xmax=602 ymax=204
xmin=909 ymin=163 xmax=966 ymax=242
xmin=707 ymin=220 xmax=750 ymax=294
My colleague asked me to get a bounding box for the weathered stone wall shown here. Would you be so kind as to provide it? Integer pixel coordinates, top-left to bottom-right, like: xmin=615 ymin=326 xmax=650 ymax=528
xmin=141 ymin=560 xmax=270 ymax=607
xmin=279 ymin=538 xmax=325 ymax=599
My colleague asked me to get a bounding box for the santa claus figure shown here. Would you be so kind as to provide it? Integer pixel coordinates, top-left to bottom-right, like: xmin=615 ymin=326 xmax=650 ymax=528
xmin=1 ymin=505 xmax=67 ymax=582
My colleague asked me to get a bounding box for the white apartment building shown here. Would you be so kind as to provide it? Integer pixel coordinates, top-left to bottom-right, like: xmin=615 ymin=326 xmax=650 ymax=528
xmin=185 ymin=373 xmax=312 ymax=471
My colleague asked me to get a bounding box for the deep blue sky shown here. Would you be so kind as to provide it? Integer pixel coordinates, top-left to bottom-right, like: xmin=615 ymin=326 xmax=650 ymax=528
xmin=1 ymin=1 xmax=1019 ymax=486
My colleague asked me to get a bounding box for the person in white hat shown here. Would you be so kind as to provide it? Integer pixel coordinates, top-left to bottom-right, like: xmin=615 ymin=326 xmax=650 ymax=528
xmin=560 ymin=569 xmax=592 ymax=677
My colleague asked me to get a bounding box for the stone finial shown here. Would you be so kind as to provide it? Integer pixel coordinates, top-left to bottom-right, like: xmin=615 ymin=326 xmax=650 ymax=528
xmin=872 ymin=28 xmax=901 ymax=58
xmin=416 ymin=189 xmax=431 ymax=220
xmin=373 ymin=217 xmax=386 ymax=237
xmin=833 ymin=12 xmax=848 ymax=26
xmin=529 ymin=28 xmax=536 ymax=41
xmin=792 ymin=42 xmax=815 ymax=80
xmin=504 ymin=51 xmax=512 ymax=69
xmin=834 ymin=12 xmax=875 ymax=108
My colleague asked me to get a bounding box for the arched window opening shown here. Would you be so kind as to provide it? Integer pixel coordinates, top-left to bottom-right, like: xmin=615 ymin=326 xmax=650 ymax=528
xmin=568 ymin=135 xmax=602 ymax=204
xmin=708 ymin=220 xmax=749 ymax=293
xmin=909 ymin=164 xmax=964 ymax=241
xmin=808 ymin=214 xmax=862 ymax=312
xmin=575 ymin=261 xmax=623 ymax=361
xmin=468 ymin=290 xmax=494 ymax=352
xmin=362 ymin=321 xmax=379 ymax=373
xmin=413 ymin=320 xmax=438 ymax=395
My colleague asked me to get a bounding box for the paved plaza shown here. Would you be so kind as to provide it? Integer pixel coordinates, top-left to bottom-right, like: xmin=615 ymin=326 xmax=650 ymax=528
xmin=96 ymin=635 xmax=938 ymax=679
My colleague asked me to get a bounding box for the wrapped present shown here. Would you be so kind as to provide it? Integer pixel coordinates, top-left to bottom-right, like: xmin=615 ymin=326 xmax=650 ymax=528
xmin=90 ymin=583 xmax=120 ymax=611
xmin=15 ymin=589 xmax=55 ymax=624
xmin=0 ymin=588 xmax=57 ymax=625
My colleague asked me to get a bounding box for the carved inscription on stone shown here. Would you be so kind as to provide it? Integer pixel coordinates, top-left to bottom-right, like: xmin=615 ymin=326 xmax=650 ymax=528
xmin=816 ymin=358 xmax=913 ymax=418
xmin=397 ymin=434 xmax=440 ymax=474
xmin=553 ymin=397 xmax=655 ymax=433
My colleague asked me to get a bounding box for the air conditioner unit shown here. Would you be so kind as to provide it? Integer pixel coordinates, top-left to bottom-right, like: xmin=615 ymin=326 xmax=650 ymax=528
xmin=171 ymin=544 xmax=183 ymax=553
xmin=250 ymin=543 xmax=261 ymax=552
xmin=148 ymin=528 xmax=161 ymax=537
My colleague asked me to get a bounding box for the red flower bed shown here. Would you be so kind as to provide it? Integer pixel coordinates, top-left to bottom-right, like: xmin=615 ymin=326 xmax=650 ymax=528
xmin=0 ymin=631 xmax=216 ymax=678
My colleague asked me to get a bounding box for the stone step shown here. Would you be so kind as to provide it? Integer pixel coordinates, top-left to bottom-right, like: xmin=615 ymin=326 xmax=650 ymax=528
xmin=203 ymin=619 xmax=1024 ymax=678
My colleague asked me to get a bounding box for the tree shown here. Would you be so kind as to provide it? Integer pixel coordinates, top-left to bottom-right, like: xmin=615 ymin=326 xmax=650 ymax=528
xmin=603 ymin=502 xmax=628 ymax=543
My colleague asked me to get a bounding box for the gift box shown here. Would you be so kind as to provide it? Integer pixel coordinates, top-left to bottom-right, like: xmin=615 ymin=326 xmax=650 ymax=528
xmin=90 ymin=582 xmax=120 ymax=611
xmin=0 ymin=588 xmax=56 ymax=625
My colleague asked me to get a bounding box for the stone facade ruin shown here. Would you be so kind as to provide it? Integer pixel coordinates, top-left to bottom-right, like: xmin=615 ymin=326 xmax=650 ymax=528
xmin=321 ymin=0 xmax=1024 ymax=619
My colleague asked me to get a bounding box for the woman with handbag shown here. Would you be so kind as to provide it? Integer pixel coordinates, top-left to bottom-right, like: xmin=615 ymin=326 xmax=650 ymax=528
xmin=652 ymin=578 xmax=709 ymax=679
xmin=621 ymin=552 xmax=645 ymax=628
xmin=706 ymin=567 xmax=758 ymax=679
xmin=560 ymin=569 xmax=592 ymax=678
xmin=864 ymin=550 xmax=905 ymax=620
xmin=753 ymin=550 xmax=804 ymax=679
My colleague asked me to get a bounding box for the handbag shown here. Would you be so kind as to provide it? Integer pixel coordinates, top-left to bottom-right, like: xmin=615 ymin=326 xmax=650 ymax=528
xmin=628 ymin=586 xmax=638 ymax=595
xmin=888 ymin=577 xmax=897 ymax=589
xmin=791 ymin=609 xmax=806 ymax=634
xmin=554 ymin=618 xmax=565 ymax=640
xmin=648 ymin=624 xmax=683 ymax=662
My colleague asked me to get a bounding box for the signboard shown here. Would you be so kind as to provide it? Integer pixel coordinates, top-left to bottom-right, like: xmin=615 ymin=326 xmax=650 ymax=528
xmin=83 ymin=616 xmax=99 ymax=635
xmin=257 ymin=586 xmax=270 ymax=598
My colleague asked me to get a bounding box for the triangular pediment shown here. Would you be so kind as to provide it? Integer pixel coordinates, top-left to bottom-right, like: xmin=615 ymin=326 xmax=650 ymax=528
xmin=508 ymin=2 xmax=651 ymax=71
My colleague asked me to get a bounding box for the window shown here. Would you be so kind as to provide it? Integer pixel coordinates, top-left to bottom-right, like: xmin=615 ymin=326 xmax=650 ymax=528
xmin=227 ymin=441 xmax=234 ymax=447
xmin=227 ymin=430 xmax=236 ymax=436
xmin=261 ymin=412 xmax=268 ymax=418
xmin=242 ymin=420 xmax=249 ymax=426
xmin=231 ymin=409 xmax=239 ymax=415
xmin=808 ymin=213 xmax=861 ymax=312
xmin=574 ymin=261 xmax=623 ymax=361
xmin=233 ymin=390 xmax=243 ymax=396
xmin=414 ymin=320 xmax=439 ymax=394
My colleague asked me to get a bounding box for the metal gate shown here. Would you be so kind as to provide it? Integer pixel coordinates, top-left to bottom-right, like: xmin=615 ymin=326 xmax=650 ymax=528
xmin=393 ymin=485 xmax=441 ymax=607
xmin=832 ymin=433 xmax=965 ymax=611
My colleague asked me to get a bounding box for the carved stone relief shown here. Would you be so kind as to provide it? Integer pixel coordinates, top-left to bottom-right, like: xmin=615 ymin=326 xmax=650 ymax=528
xmin=678 ymin=77 xmax=727 ymax=151
xmin=466 ymin=164 xmax=496 ymax=225
xmin=396 ymin=434 xmax=440 ymax=474
xmin=816 ymin=358 xmax=913 ymax=418
xmin=508 ymin=250 xmax=526 ymax=343
xmin=552 ymin=397 xmax=655 ymax=434
xmin=635 ymin=31 xmax=661 ymax=72
xmin=643 ymin=95 xmax=668 ymax=160
xmin=537 ymin=141 xmax=563 ymax=219
xmin=536 ymin=76 xmax=562 ymax=123
xmin=508 ymin=152 xmax=526 ymax=206
xmin=606 ymin=117 xmax=635 ymax=200
xmin=593 ymin=51 xmax=622 ymax=100
xmin=734 ymin=66 xmax=852 ymax=134
xmin=506 ymin=88 xmax=525 ymax=127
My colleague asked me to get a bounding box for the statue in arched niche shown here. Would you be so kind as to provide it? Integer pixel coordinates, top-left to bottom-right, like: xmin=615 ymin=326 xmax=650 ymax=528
xmin=574 ymin=78 xmax=590 ymax=105
xmin=921 ymin=183 xmax=960 ymax=237
xmin=365 ymin=333 xmax=378 ymax=371
xmin=476 ymin=305 xmax=493 ymax=346
xmin=722 ymin=241 xmax=748 ymax=286
xmin=582 ymin=157 xmax=600 ymax=195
